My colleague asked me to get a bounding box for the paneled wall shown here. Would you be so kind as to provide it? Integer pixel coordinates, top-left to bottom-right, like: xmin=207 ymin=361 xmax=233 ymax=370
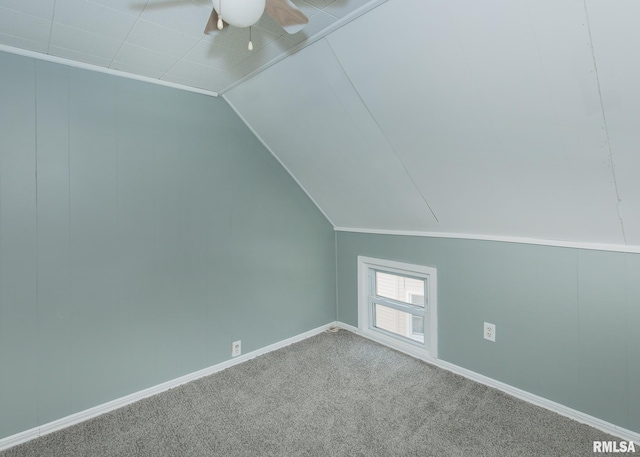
xmin=0 ymin=51 xmax=336 ymax=440
xmin=336 ymin=232 xmax=640 ymax=434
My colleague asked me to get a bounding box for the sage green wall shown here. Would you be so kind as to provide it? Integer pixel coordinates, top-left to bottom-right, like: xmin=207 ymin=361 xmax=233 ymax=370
xmin=336 ymin=232 xmax=640 ymax=434
xmin=0 ymin=51 xmax=336 ymax=440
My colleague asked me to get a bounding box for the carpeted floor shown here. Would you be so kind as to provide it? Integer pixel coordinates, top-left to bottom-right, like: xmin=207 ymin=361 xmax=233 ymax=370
xmin=1 ymin=329 xmax=634 ymax=456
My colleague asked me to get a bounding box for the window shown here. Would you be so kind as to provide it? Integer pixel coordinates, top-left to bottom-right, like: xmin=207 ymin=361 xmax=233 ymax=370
xmin=358 ymin=257 xmax=437 ymax=358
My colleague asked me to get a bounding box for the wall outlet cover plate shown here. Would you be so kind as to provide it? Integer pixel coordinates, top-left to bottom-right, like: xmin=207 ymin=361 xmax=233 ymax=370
xmin=484 ymin=322 xmax=496 ymax=342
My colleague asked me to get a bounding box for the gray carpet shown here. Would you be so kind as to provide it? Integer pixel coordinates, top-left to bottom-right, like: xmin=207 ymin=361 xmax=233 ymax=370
xmin=1 ymin=329 xmax=634 ymax=456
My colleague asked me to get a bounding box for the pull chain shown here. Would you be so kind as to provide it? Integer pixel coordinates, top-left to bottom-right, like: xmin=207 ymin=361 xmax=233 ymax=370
xmin=248 ymin=26 xmax=254 ymax=51
xmin=217 ymin=0 xmax=223 ymax=29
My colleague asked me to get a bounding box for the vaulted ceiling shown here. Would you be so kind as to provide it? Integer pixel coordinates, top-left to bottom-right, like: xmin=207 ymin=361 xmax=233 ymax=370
xmin=2 ymin=0 xmax=640 ymax=249
xmin=226 ymin=0 xmax=640 ymax=249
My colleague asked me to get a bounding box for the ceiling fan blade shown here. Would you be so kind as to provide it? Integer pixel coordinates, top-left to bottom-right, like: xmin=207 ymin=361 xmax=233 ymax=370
xmin=265 ymin=0 xmax=309 ymax=34
xmin=204 ymin=8 xmax=227 ymax=35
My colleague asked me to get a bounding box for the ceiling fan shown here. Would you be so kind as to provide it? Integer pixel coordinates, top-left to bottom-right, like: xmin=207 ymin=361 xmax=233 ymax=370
xmin=204 ymin=0 xmax=309 ymax=49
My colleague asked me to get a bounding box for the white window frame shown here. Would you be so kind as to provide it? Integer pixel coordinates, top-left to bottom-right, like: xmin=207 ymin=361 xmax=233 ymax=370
xmin=357 ymin=256 xmax=438 ymax=359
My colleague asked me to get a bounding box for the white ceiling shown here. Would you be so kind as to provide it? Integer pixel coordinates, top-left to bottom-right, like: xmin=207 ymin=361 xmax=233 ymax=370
xmin=226 ymin=0 xmax=640 ymax=248
xmin=0 ymin=0 xmax=380 ymax=94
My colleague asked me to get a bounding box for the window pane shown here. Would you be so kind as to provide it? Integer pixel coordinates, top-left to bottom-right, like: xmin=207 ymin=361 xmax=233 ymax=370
xmin=374 ymin=304 xmax=424 ymax=343
xmin=412 ymin=315 xmax=424 ymax=334
xmin=375 ymin=271 xmax=425 ymax=306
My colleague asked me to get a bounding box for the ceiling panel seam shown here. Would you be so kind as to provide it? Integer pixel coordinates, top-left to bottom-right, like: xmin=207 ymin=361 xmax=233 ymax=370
xmin=583 ymin=0 xmax=626 ymax=244
xmin=46 ymin=0 xmax=56 ymax=54
xmin=107 ymin=0 xmax=148 ymax=68
xmin=324 ymin=38 xmax=440 ymax=223
xmin=222 ymin=93 xmax=337 ymax=228
xmin=159 ymin=35 xmax=203 ymax=81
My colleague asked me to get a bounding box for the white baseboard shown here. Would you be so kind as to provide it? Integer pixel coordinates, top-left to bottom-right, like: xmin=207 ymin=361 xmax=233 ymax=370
xmin=0 ymin=322 xmax=335 ymax=452
xmin=336 ymin=321 xmax=640 ymax=445
xmin=5 ymin=320 xmax=636 ymax=451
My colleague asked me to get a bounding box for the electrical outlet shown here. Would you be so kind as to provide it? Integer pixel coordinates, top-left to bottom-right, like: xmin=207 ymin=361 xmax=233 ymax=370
xmin=231 ymin=340 xmax=241 ymax=357
xmin=484 ymin=322 xmax=496 ymax=342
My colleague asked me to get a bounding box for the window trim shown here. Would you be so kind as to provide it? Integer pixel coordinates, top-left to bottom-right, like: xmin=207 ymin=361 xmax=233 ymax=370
xmin=357 ymin=256 xmax=438 ymax=359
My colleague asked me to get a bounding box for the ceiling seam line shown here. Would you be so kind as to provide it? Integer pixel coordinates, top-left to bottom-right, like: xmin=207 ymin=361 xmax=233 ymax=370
xmin=159 ymin=39 xmax=203 ymax=81
xmin=583 ymin=0 xmax=626 ymax=244
xmin=107 ymin=0 xmax=150 ymax=69
xmin=317 ymin=39 xmax=428 ymax=216
xmin=157 ymin=5 xmax=222 ymax=82
xmin=47 ymin=0 xmax=57 ymax=54
xmin=222 ymin=93 xmax=337 ymax=227
xmin=324 ymin=39 xmax=440 ymax=223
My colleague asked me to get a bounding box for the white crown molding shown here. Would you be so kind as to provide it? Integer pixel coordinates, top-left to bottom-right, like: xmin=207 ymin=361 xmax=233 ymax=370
xmin=0 ymin=45 xmax=219 ymax=98
xmin=336 ymin=322 xmax=640 ymax=445
xmin=334 ymin=227 xmax=640 ymax=254
xmin=0 ymin=322 xmax=335 ymax=452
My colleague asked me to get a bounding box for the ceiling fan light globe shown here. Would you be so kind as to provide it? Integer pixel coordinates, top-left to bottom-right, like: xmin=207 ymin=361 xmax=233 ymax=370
xmin=212 ymin=0 xmax=266 ymax=28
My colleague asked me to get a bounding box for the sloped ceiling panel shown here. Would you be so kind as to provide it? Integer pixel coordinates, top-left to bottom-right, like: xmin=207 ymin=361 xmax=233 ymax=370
xmin=225 ymin=38 xmax=437 ymax=230
xmin=228 ymin=0 xmax=635 ymax=246
xmin=586 ymin=0 xmax=640 ymax=246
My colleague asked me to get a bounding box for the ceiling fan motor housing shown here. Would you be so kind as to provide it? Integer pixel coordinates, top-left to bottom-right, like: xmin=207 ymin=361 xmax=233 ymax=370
xmin=212 ymin=0 xmax=267 ymax=28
